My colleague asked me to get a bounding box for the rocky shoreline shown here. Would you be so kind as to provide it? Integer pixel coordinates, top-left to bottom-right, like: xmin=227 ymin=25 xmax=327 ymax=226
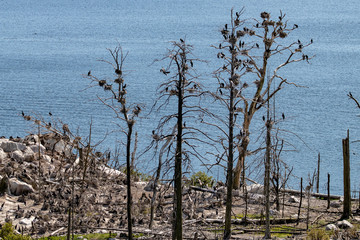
xmin=1 ymin=134 xmax=360 ymax=239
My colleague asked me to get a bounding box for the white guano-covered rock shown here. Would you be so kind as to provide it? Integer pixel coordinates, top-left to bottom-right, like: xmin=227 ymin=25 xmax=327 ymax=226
xmin=248 ymin=193 xmax=265 ymax=204
xmin=30 ymin=144 xmax=46 ymax=154
xmin=8 ymin=178 xmax=34 ymax=196
xmin=0 ymin=139 xmax=26 ymax=152
xmin=246 ymin=184 xmax=264 ymax=194
xmin=288 ymin=195 xmax=300 ymax=203
xmin=0 ymin=148 xmax=7 ymax=162
xmin=19 ymin=216 xmax=36 ymax=226
xmin=10 ymin=150 xmax=25 ymax=162
xmin=100 ymin=166 xmax=126 ymax=177
xmin=325 ymin=223 xmax=338 ymax=230
xmin=23 ymin=147 xmax=35 ymax=161
xmin=336 ymin=220 xmax=353 ymax=229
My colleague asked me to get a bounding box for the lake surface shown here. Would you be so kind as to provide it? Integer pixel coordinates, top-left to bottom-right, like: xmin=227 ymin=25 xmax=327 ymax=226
xmin=1 ymin=0 xmax=359 ymax=195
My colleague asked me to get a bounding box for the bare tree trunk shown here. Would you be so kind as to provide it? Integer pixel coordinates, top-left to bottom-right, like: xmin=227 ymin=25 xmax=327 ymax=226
xmin=126 ymin=125 xmax=133 ymax=240
xmin=264 ymin=119 xmax=272 ymax=239
xmin=173 ymin=65 xmax=184 ymax=240
xmin=131 ymin=132 xmax=138 ymax=171
xmin=342 ymin=129 xmax=351 ymax=219
xmin=316 ymin=153 xmax=320 ymax=193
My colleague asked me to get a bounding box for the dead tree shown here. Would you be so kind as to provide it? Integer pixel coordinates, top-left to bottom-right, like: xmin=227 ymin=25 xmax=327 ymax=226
xmin=86 ymin=46 xmax=143 ymax=240
xmin=152 ymin=39 xmax=210 ymax=240
xmin=231 ymin=10 xmax=314 ymax=189
xmin=209 ymin=9 xmax=249 ymax=239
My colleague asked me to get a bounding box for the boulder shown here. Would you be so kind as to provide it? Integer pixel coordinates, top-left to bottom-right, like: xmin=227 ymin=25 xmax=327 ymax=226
xmin=44 ymin=138 xmax=71 ymax=155
xmin=0 ymin=140 xmax=26 ymax=152
xmin=246 ymin=184 xmax=264 ymax=194
xmin=10 ymin=150 xmax=25 ymax=162
xmin=23 ymin=147 xmax=35 ymax=161
xmin=325 ymin=223 xmax=338 ymax=230
xmin=288 ymin=195 xmax=300 ymax=203
xmin=0 ymin=148 xmax=7 ymax=162
xmin=269 ymin=209 xmax=279 ymax=216
xmin=19 ymin=216 xmax=36 ymax=226
xmin=8 ymin=178 xmax=34 ymax=196
xmin=336 ymin=220 xmax=353 ymax=229
xmin=248 ymin=193 xmax=265 ymax=204
xmin=24 ymin=134 xmax=39 ymax=144
xmin=144 ymin=180 xmax=160 ymax=192
xmin=30 ymin=144 xmax=46 ymax=154
xmin=330 ymin=201 xmax=341 ymax=208
xmin=100 ymin=166 xmax=126 ymax=177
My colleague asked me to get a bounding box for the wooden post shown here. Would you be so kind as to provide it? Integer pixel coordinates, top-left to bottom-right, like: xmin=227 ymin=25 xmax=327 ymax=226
xmin=327 ymin=173 xmax=330 ymax=209
xmin=342 ymin=129 xmax=351 ymax=219
xmin=316 ymin=153 xmax=320 ymax=193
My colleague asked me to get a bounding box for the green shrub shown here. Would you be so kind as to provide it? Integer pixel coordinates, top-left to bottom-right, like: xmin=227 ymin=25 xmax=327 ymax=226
xmin=0 ymin=222 xmax=32 ymax=240
xmin=189 ymin=171 xmax=215 ymax=188
xmin=306 ymin=228 xmax=329 ymax=240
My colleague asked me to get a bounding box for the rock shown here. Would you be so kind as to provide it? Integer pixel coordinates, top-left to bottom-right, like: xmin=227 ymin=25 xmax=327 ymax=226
xmin=8 ymin=178 xmax=34 ymax=196
xmin=29 ymin=144 xmax=46 ymax=154
xmin=288 ymin=195 xmax=300 ymax=203
xmin=10 ymin=150 xmax=25 ymax=162
xmin=325 ymin=223 xmax=338 ymax=230
xmin=0 ymin=140 xmax=26 ymax=152
xmin=144 ymin=180 xmax=160 ymax=192
xmin=248 ymin=193 xmax=265 ymax=204
xmin=336 ymin=220 xmax=353 ymax=229
xmin=330 ymin=201 xmax=341 ymax=208
xmin=0 ymin=149 xmax=7 ymax=162
xmin=42 ymin=155 xmax=52 ymax=163
xmin=269 ymin=209 xmax=279 ymax=216
xmin=24 ymin=134 xmax=40 ymax=144
xmin=100 ymin=166 xmax=126 ymax=177
xmin=246 ymin=184 xmax=264 ymax=194
xmin=43 ymin=138 xmax=71 ymax=156
xmin=19 ymin=216 xmax=36 ymax=226
xmin=23 ymin=147 xmax=35 ymax=161
xmin=232 ymin=189 xmax=241 ymax=197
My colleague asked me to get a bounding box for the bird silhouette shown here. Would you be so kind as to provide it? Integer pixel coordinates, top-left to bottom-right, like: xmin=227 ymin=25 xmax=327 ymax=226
xmin=88 ymin=70 xmax=91 ymax=76
xmin=282 ymin=113 xmax=285 ymax=120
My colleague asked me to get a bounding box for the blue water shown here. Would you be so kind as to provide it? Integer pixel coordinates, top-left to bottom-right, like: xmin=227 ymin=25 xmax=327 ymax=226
xmin=1 ymin=0 xmax=360 ymax=195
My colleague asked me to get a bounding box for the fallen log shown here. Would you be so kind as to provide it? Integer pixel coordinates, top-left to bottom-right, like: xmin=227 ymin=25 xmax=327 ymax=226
xmin=202 ymin=217 xmax=306 ymax=225
xmin=280 ymin=188 xmax=357 ymax=201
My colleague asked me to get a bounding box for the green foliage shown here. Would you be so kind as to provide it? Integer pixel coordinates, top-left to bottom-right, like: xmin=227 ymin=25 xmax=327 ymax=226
xmin=306 ymin=228 xmax=330 ymax=240
xmin=189 ymin=171 xmax=214 ymax=188
xmin=0 ymin=222 xmax=32 ymax=240
xmin=37 ymin=232 xmax=117 ymax=240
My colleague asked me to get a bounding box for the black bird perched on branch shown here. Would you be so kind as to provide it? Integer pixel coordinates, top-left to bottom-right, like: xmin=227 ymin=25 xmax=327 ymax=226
xmin=160 ymin=68 xmax=170 ymax=75
xmin=282 ymin=113 xmax=285 ymax=120
xmin=88 ymin=70 xmax=91 ymax=76
xmin=49 ymin=112 xmax=52 ymax=116
xmin=21 ymin=111 xmax=24 ymax=117
xmin=180 ymin=38 xmax=184 ymax=43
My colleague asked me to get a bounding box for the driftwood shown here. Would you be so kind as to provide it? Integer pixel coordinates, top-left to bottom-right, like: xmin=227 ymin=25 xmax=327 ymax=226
xmin=280 ymin=188 xmax=358 ymax=200
xmin=232 ymin=227 xmax=304 ymax=235
xmin=203 ymin=217 xmax=305 ymax=225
